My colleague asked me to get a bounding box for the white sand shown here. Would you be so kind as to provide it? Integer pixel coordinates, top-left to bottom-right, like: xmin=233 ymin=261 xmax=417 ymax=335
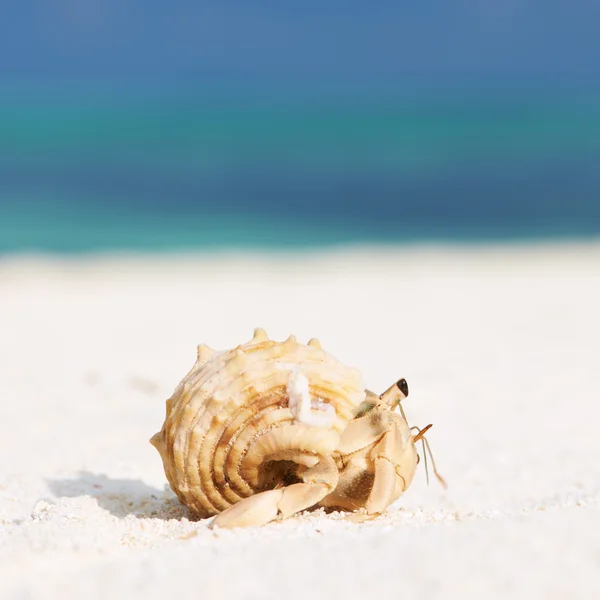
xmin=1 ymin=242 xmax=599 ymax=599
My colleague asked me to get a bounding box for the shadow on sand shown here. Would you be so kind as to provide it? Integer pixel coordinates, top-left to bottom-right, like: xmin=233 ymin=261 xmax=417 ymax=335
xmin=47 ymin=471 xmax=193 ymax=520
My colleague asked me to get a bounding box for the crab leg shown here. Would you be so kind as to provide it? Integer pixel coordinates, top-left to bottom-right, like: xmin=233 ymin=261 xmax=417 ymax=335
xmin=365 ymin=426 xmax=404 ymax=515
xmin=210 ymin=455 xmax=339 ymax=529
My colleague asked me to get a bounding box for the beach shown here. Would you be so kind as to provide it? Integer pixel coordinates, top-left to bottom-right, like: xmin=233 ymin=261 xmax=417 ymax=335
xmin=1 ymin=242 xmax=599 ymax=599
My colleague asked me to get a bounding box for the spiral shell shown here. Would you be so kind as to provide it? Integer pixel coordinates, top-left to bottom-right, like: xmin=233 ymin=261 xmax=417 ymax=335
xmin=151 ymin=328 xmax=366 ymax=518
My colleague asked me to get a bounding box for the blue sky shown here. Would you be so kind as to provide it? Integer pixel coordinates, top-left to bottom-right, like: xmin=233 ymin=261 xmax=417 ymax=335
xmin=0 ymin=1 xmax=598 ymax=89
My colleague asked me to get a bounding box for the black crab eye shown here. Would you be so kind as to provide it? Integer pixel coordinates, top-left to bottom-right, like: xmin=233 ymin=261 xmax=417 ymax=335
xmin=396 ymin=378 xmax=409 ymax=398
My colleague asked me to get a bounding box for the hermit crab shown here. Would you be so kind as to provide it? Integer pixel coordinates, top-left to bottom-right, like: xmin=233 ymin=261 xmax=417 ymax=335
xmin=151 ymin=329 xmax=443 ymax=528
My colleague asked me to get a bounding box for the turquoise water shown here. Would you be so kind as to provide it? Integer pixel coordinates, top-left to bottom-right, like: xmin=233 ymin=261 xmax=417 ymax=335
xmin=2 ymin=97 xmax=600 ymax=252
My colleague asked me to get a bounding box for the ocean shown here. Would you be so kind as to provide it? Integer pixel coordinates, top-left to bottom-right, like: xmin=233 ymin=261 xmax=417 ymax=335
xmin=1 ymin=94 xmax=599 ymax=253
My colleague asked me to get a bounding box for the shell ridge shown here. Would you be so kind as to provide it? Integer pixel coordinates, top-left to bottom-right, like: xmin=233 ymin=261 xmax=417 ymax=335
xmin=211 ymin=396 xmax=289 ymax=504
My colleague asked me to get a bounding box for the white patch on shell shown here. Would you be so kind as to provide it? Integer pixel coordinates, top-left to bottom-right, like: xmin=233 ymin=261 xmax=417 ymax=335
xmin=284 ymin=367 xmax=336 ymax=428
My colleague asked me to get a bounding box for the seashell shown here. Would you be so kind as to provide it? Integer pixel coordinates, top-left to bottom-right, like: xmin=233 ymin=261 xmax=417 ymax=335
xmin=150 ymin=328 xmax=366 ymax=520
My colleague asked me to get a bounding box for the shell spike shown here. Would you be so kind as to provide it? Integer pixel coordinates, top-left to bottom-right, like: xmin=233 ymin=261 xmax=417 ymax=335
xmin=196 ymin=344 xmax=216 ymax=364
xmin=307 ymin=338 xmax=322 ymax=349
xmin=149 ymin=430 xmax=164 ymax=452
xmin=251 ymin=328 xmax=269 ymax=344
xmin=284 ymin=334 xmax=298 ymax=347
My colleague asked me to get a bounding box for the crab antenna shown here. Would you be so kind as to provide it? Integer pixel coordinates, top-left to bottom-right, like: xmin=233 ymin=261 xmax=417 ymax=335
xmin=411 ymin=425 xmax=447 ymax=489
xmin=423 ymin=436 xmax=447 ymax=489
xmin=421 ymin=438 xmax=430 ymax=485
xmin=398 ymin=403 xmax=407 ymax=421
xmin=410 ymin=425 xmax=430 ymax=484
xmin=412 ymin=423 xmax=433 ymax=443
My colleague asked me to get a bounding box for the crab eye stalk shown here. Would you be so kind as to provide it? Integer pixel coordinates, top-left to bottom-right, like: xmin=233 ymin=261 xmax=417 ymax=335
xmin=396 ymin=378 xmax=409 ymax=398
xmin=379 ymin=378 xmax=409 ymax=406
